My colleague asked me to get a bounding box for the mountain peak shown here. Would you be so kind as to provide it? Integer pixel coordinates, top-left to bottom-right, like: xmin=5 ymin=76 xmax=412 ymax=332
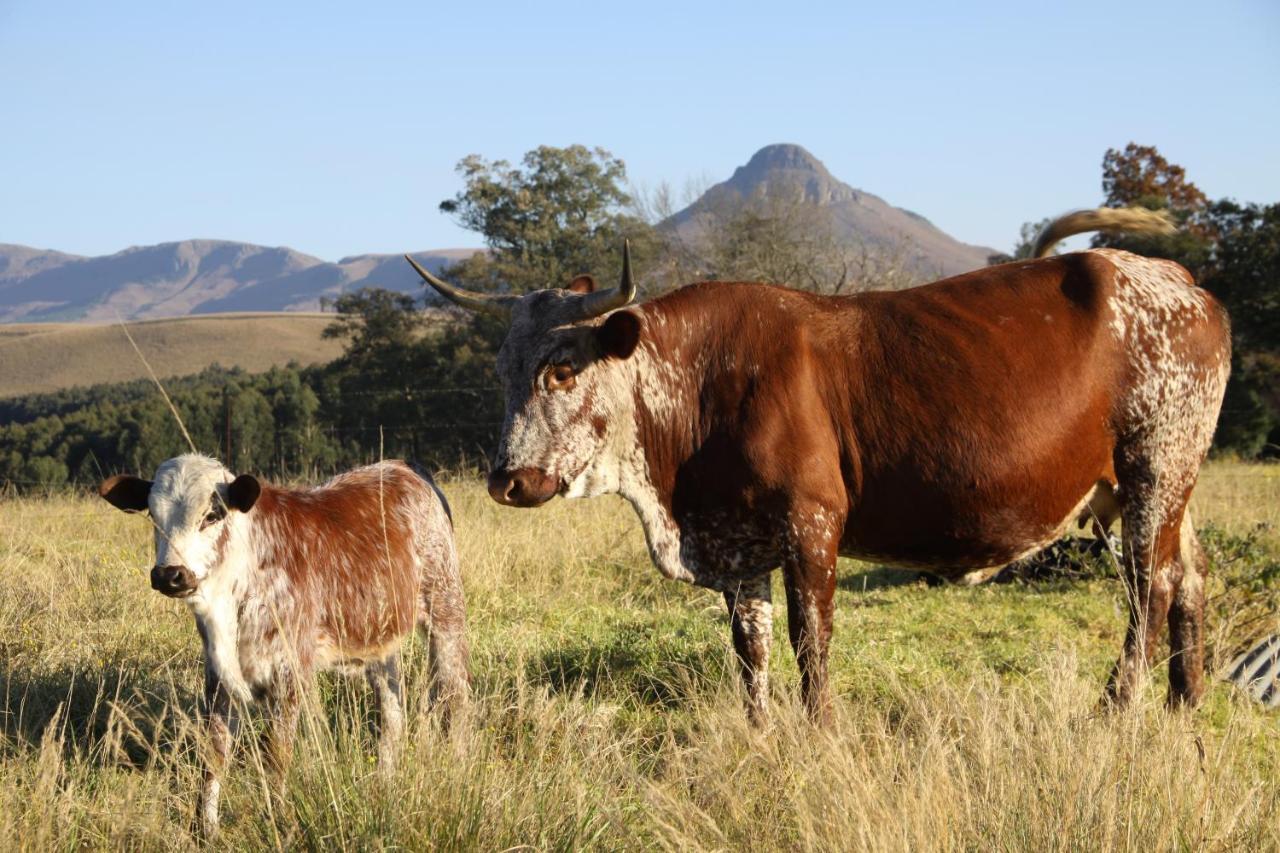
xmin=722 ymin=143 xmax=853 ymax=206
xmin=669 ymin=144 xmax=997 ymax=279
xmin=741 ymin=143 xmax=830 ymax=175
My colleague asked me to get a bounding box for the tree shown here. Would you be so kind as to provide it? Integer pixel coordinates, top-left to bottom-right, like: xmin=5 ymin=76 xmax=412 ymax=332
xmin=1094 ymin=143 xmax=1214 ymax=273
xmin=988 ymin=218 xmax=1052 ymax=265
xmin=438 ymin=145 xmax=654 ymax=295
xmin=1204 ymin=201 xmax=1280 ymax=456
xmin=1101 ymin=143 xmax=1208 ymax=215
xmin=663 ymin=191 xmax=920 ymax=294
xmin=1206 ymin=201 xmax=1280 ymax=351
xmin=322 ymin=288 xmax=423 ymax=359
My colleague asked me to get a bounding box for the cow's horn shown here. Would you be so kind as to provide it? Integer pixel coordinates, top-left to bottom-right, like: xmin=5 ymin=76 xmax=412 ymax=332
xmin=404 ymin=255 xmax=516 ymax=318
xmin=579 ymin=239 xmax=637 ymax=318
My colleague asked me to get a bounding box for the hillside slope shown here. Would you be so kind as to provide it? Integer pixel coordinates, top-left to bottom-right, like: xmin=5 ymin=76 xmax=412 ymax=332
xmin=669 ymin=144 xmax=996 ymax=278
xmin=0 ymin=313 xmax=346 ymax=398
xmin=0 ymin=243 xmax=477 ymax=323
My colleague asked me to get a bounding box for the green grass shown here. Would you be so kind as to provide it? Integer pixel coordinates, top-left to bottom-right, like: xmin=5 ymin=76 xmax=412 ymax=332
xmin=2 ymin=462 xmax=1279 ymax=850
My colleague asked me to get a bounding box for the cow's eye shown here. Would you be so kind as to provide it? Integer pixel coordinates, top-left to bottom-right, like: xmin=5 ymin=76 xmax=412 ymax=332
xmin=544 ymin=362 xmax=577 ymax=392
xmin=200 ymin=507 xmax=226 ymax=530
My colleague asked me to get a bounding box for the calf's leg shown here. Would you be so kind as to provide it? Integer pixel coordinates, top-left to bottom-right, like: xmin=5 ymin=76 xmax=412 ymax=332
xmin=366 ymin=654 xmax=405 ymax=771
xmin=195 ymin=670 xmax=236 ymax=838
xmin=259 ymin=677 xmax=302 ymax=783
xmin=419 ymin=549 xmax=471 ymax=726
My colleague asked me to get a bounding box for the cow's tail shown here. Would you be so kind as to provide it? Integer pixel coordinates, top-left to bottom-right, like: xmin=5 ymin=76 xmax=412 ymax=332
xmin=1032 ymin=206 xmax=1176 ymax=259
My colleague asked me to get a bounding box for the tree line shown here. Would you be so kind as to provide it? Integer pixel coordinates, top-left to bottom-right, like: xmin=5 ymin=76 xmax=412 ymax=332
xmin=1 ymin=142 xmax=1276 ymax=489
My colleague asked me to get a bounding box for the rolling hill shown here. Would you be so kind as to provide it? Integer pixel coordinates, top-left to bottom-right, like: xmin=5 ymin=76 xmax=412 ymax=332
xmin=0 ymin=313 xmax=348 ymax=398
xmin=0 ymin=244 xmax=477 ymax=323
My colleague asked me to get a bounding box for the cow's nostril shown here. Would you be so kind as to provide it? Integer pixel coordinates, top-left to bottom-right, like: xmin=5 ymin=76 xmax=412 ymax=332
xmin=487 ymin=469 xmax=515 ymax=505
xmin=151 ymin=565 xmax=196 ymax=596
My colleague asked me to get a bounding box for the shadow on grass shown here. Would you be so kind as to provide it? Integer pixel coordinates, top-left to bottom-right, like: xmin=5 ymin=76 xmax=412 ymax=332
xmin=0 ymin=660 xmax=200 ymax=768
xmin=525 ymin=620 xmax=727 ymax=709
xmin=836 ymin=537 xmax=1122 ymax=595
xmin=837 ymin=566 xmax=933 ymax=594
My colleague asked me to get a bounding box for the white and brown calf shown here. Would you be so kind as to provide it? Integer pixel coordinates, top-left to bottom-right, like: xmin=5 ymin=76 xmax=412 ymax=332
xmin=100 ymin=455 xmax=469 ymax=835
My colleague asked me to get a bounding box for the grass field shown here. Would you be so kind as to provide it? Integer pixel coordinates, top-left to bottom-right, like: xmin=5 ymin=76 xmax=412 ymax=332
xmin=0 ymin=313 xmax=346 ymax=398
xmin=2 ymin=462 xmax=1278 ymax=850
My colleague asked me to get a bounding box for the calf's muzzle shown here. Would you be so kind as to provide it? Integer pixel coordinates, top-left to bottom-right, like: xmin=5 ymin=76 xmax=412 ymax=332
xmin=487 ymin=467 xmax=559 ymax=507
xmin=151 ymin=564 xmax=198 ymax=598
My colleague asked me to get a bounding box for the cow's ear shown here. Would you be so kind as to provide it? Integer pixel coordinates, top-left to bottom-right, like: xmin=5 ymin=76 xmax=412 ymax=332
xmin=226 ymin=474 xmax=261 ymax=513
xmin=567 ymin=274 xmax=597 ymax=295
xmin=99 ymin=475 xmax=152 ymax=512
xmin=597 ymin=310 xmax=641 ymax=360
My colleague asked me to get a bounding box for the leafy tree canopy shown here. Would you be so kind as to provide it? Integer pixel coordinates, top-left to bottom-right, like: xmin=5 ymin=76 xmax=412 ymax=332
xmin=439 ymin=145 xmax=651 ymax=295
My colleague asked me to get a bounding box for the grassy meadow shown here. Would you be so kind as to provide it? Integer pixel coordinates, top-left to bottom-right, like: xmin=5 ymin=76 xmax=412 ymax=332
xmin=2 ymin=461 xmax=1279 ymax=850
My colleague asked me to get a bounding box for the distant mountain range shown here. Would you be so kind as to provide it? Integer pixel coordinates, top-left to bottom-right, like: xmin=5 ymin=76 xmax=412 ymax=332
xmin=0 ymin=243 xmax=476 ymax=323
xmin=0 ymin=144 xmax=996 ymax=323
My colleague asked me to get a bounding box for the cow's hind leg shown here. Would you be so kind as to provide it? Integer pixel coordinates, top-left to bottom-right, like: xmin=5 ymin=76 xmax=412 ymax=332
xmin=782 ymin=503 xmax=842 ymax=724
xmin=366 ymin=654 xmax=405 ymax=771
xmin=1167 ymin=510 xmax=1208 ymax=708
xmin=1106 ymin=442 xmax=1197 ymax=708
xmin=724 ymin=573 xmax=773 ymax=727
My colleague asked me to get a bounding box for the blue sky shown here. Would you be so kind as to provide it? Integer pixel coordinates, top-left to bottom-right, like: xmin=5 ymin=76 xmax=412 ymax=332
xmin=3 ymin=0 xmax=1277 ymax=261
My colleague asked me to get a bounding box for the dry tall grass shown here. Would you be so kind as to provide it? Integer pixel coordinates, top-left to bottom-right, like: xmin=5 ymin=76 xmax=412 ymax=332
xmin=2 ymin=462 xmax=1278 ymax=850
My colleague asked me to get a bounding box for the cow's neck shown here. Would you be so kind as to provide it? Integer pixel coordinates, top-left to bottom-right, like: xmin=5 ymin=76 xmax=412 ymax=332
xmin=609 ymin=301 xmax=719 ymax=584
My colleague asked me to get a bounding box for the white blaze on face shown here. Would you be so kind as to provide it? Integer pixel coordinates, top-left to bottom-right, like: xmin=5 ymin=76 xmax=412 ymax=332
xmin=142 ymin=454 xmax=257 ymax=702
xmin=147 ymin=454 xmax=237 ymax=580
xmin=493 ymin=292 xmax=638 ymax=495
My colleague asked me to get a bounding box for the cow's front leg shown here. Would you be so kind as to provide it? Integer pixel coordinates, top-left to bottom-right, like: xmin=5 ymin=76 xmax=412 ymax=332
xmin=724 ymin=574 xmax=773 ymax=726
xmin=782 ymin=506 xmax=840 ymax=724
xmin=195 ymin=668 xmax=236 ymax=838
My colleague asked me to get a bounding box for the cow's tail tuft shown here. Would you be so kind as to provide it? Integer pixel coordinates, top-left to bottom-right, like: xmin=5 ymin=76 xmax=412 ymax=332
xmin=1033 ymin=207 xmax=1176 ymax=259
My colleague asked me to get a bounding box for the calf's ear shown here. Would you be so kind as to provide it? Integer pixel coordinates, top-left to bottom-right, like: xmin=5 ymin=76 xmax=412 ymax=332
xmin=597 ymin=310 xmax=641 ymax=360
xmin=567 ymin=274 xmax=598 ymax=294
xmin=226 ymin=474 xmax=261 ymax=513
xmin=99 ymin=475 xmax=152 ymax=512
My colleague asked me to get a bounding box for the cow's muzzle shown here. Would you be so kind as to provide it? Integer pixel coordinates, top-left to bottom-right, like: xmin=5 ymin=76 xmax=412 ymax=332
xmin=487 ymin=467 xmax=558 ymax=507
xmin=150 ymin=564 xmax=198 ymax=598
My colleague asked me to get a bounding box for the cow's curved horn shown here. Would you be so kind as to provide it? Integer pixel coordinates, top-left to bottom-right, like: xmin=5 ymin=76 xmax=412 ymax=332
xmin=579 ymin=239 xmax=636 ymax=318
xmin=404 ymin=255 xmax=516 ymax=318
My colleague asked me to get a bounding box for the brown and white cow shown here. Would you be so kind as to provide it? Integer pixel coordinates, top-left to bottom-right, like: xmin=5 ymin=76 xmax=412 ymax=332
xmin=100 ymin=455 xmax=469 ymax=834
xmin=406 ymin=207 xmax=1230 ymax=724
